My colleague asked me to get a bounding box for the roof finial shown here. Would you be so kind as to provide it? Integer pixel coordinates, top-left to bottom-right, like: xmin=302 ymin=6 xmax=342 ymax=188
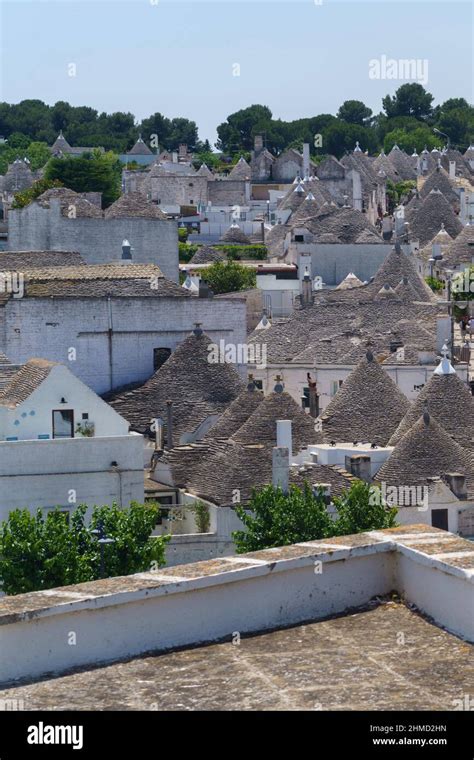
xmin=274 ymin=374 xmax=284 ymax=393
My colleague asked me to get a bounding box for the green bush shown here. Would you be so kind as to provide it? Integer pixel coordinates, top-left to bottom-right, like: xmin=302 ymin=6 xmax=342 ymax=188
xmin=12 ymin=178 xmax=64 ymax=209
xmin=215 ymin=244 xmax=267 ymax=260
xmin=233 ymin=481 xmax=397 ymax=553
xmin=425 ymin=275 xmax=444 ymax=292
xmin=200 ymin=260 xmax=256 ymax=294
xmin=0 ymin=502 xmax=169 ymax=595
xmin=179 ymin=242 xmax=199 ymax=262
xmin=178 ymin=226 xmax=189 ymax=243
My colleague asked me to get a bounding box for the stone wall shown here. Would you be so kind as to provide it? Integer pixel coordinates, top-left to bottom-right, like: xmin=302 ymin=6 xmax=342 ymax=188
xmin=1 ymin=295 xmax=247 ymax=394
xmin=7 ymin=202 xmax=179 ymax=282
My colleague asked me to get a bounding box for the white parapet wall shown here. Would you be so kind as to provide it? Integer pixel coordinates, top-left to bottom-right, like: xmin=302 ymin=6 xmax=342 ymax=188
xmin=0 ymin=525 xmax=472 ymax=685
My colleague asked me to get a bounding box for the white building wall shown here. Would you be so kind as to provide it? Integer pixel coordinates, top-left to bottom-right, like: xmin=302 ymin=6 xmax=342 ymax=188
xmin=0 ymin=365 xmax=128 ymax=441
xmin=2 ymin=297 xmax=247 ymax=394
xmin=0 ymin=433 xmax=144 ymax=522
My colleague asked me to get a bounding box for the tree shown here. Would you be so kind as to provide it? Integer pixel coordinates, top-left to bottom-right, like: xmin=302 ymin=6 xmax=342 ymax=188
xmin=331 ymin=481 xmax=398 ymax=536
xmin=44 ymin=150 xmax=122 ymax=206
xmin=337 ymin=100 xmax=372 ymax=126
xmin=200 ymin=260 xmax=256 ymax=294
xmin=12 ymin=177 xmax=63 ymax=209
xmin=0 ymin=502 xmax=169 ymax=596
xmin=233 ymin=481 xmax=398 ymax=553
xmin=382 ymin=84 xmax=434 ymax=120
xmin=233 ymin=483 xmax=333 ymax=552
xmin=383 ymin=126 xmax=439 ymax=154
xmin=323 ymin=121 xmax=377 ymax=158
xmin=216 ymin=105 xmax=273 ymax=152
xmin=25 ymin=141 xmax=51 ymax=170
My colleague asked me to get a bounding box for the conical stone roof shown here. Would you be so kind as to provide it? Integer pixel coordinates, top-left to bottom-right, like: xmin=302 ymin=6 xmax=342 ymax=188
xmin=190 ymin=245 xmax=226 ymax=265
xmin=389 ymin=368 xmax=474 ymax=449
xmin=232 ymin=388 xmax=322 ymax=453
xmin=376 ymin=413 xmax=474 ymax=493
xmin=104 ymin=192 xmax=167 ymax=219
xmin=228 ymin=156 xmax=252 ymax=180
xmin=107 ymin=329 xmax=244 ymax=439
xmin=128 ymin=136 xmax=153 ymax=156
xmin=320 ymin=351 xmax=410 ymax=445
xmin=370 ymin=245 xmax=436 ymax=302
xmin=406 ymin=190 xmax=463 ymax=245
xmin=440 ymin=224 xmax=474 ymax=269
xmin=420 ymin=166 xmax=460 ymax=209
xmin=205 ymin=383 xmax=264 ymax=440
xmin=220 ymin=224 xmax=251 ymax=244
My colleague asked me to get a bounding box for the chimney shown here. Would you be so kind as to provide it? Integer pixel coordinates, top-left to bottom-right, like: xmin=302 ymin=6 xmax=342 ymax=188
xmin=352 ymin=170 xmax=363 ymax=212
xmin=307 ymin=372 xmax=319 ymax=418
xmin=154 ymin=418 xmax=164 ymax=451
xmin=121 ymin=239 xmax=132 ymax=260
xmin=301 ymin=268 xmax=313 ymax=307
xmin=166 ymin=400 xmax=174 ymax=449
xmin=198 ymin=279 xmax=213 ymax=298
xmin=178 ymin=143 xmax=188 ymax=160
xmin=312 ymin=483 xmax=331 ymax=504
xmin=449 ymin=160 xmax=456 ymax=180
xmin=172 ymin=151 xmax=178 ymax=164
xmin=346 ymin=454 xmax=371 ymax=482
xmin=272 ymin=446 xmax=289 ymax=494
xmin=276 ymin=419 xmax=292 ymax=462
xmin=459 ymin=188 xmax=467 ymax=224
xmin=302 ymin=143 xmax=310 ymax=178
xmin=254 ymin=134 xmax=264 ymax=155
xmin=444 ymin=472 xmax=467 ymax=500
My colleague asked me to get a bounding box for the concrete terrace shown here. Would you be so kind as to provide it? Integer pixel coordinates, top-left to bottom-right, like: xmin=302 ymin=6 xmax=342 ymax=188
xmin=0 ymin=599 xmax=472 ymax=711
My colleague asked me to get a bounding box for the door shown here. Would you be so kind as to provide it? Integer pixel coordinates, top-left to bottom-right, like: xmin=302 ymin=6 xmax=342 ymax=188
xmin=431 ymin=509 xmax=449 ymax=531
xmin=52 ymin=409 xmax=74 ymax=439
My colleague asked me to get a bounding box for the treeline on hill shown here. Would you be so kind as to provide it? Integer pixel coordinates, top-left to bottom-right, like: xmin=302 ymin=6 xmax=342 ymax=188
xmin=0 ymin=85 xmax=472 ymax=178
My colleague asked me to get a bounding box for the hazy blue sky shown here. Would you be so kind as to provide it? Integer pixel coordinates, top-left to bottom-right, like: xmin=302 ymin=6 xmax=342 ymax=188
xmin=1 ymin=0 xmax=472 ymax=144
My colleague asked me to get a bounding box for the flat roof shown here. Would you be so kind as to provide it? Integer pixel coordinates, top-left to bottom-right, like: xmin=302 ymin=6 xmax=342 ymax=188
xmin=0 ymin=599 xmax=471 ymax=710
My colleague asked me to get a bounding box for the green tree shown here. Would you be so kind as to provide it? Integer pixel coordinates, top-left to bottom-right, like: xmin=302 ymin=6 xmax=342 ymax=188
xmin=0 ymin=502 xmax=169 ymax=596
xmin=323 ymin=121 xmax=377 ymax=157
xmin=233 ymin=483 xmax=333 ymax=552
xmin=12 ymin=177 xmax=64 ymax=209
xmin=337 ymin=100 xmax=372 ymax=125
xmin=44 ymin=150 xmax=121 ymax=206
xmin=216 ymin=105 xmax=273 ymax=152
xmin=25 ymin=141 xmax=51 ymax=170
xmin=200 ymin=260 xmax=256 ymax=294
xmin=383 ymin=126 xmax=439 ymax=154
xmin=331 ymin=481 xmax=398 ymax=536
xmin=382 ymin=84 xmax=434 ymax=120
xmin=233 ymin=481 xmax=397 ymax=553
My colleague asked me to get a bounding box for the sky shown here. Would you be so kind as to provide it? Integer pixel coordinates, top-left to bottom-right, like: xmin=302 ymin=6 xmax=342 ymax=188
xmin=0 ymin=0 xmax=472 ymax=145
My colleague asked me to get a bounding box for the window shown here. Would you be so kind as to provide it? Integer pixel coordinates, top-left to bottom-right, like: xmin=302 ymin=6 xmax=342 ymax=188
xmin=189 ymin=199 xmax=194 ymax=204
xmin=52 ymin=409 xmax=74 ymax=439
xmin=431 ymin=509 xmax=449 ymax=531
xmin=82 ymin=413 xmax=89 ymax=420
xmin=153 ymin=347 xmax=172 ymax=371
xmin=253 ymin=379 xmax=263 ymax=390
xmin=294 ymin=235 xmax=304 ymax=243
xmin=302 ymin=387 xmax=310 ymax=409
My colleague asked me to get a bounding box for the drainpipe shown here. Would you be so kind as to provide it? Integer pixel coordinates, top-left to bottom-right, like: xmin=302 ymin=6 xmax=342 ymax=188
xmin=107 ymin=296 xmax=114 ymax=391
xmin=166 ymin=400 xmax=174 ymax=449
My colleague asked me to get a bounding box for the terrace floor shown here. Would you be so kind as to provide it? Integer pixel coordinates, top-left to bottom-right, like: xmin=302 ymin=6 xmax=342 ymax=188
xmin=1 ymin=599 xmax=472 ymax=711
